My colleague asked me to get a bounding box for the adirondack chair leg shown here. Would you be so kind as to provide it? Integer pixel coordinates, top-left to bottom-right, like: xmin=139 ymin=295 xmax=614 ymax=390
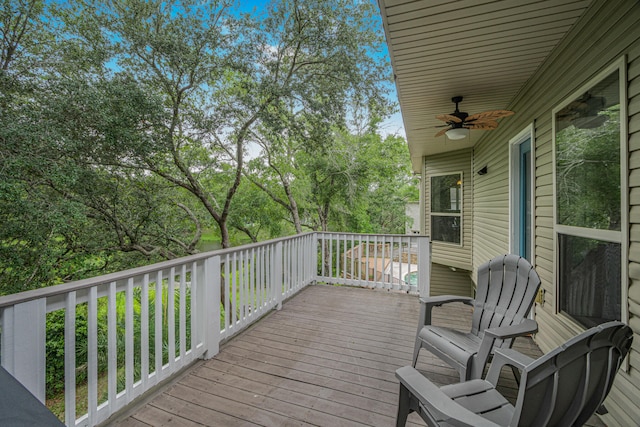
xmin=511 ymin=365 xmax=521 ymax=386
xmin=396 ymin=383 xmax=412 ymax=427
xmin=412 ymin=340 xmax=422 ymax=367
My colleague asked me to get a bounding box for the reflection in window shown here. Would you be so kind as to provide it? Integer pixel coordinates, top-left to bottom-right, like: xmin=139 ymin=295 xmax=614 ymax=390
xmin=558 ymin=234 xmax=621 ymax=328
xmin=431 ymin=173 xmax=462 ymax=244
xmin=431 ymin=174 xmax=461 ymax=213
xmin=554 ymin=66 xmax=623 ymax=328
xmin=555 ymin=71 xmax=620 ymax=231
xmin=432 ymin=216 xmax=461 ymax=244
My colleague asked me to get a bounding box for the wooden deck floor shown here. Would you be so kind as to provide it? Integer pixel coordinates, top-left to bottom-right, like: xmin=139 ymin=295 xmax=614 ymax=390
xmin=108 ymin=284 xmax=604 ymax=427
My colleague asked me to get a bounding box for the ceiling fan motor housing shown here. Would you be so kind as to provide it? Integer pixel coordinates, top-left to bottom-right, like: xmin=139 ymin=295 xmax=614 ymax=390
xmin=451 ymin=96 xmax=468 ymax=121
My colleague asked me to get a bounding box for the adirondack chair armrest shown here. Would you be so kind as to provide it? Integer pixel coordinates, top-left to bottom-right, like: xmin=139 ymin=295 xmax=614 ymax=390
xmin=419 ymin=295 xmax=474 ymax=307
xmin=396 ymin=366 xmax=501 ymax=427
xmin=473 ymin=319 xmax=538 ymax=379
xmin=485 ymin=348 xmax=536 ymax=386
xmin=417 ymin=295 xmax=474 ymax=326
xmin=484 ymin=318 xmax=538 ymax=340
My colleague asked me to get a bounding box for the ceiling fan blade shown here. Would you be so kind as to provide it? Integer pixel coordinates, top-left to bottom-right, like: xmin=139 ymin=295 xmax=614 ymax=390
xmin=465 ymin=110 xmax=514 ymax=123
xmin=434 ymin=127 xmax=449 ymax=137
xmin=435 ymin=114 xmax=463 ymax=123
xmin=466 ymin=121 xmax=499 ymax=130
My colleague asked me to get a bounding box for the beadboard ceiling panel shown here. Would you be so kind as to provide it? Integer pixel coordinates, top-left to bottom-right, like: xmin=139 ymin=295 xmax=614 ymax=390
xmin=377 ymin=0 xmax=593 ymax=171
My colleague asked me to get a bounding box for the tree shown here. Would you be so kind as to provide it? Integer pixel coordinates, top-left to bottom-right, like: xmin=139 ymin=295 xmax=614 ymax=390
xmin=0 ymin=0 xmax=406 ymax=293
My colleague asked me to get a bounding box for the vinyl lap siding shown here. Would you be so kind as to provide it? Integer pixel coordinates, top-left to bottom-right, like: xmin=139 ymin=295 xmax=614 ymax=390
xmin=528 ymin=2 xmax=640 ymax=425
xmin=429 ymin=263 xmax=473 ymax=297
xmin=423 ymin=149 xmax=472 ymax=270
xmin=467 ymin=1 xmax=640 ymax=424
xmin=472 ymin=141 xmax=510 ymax=270
xmin=624 ymin=35 xmax=640 ymax=427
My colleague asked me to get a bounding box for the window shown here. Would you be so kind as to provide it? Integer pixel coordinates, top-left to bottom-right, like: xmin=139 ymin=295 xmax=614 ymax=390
xmin=554 ymin=60 xmax=626 ymax=329
xmin=431 ymin=173 xmax=462 ymax=244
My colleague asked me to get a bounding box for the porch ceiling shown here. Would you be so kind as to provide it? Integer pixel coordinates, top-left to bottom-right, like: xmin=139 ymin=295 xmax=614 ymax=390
xmin=377 ymin=0 xmax=594 ymax=172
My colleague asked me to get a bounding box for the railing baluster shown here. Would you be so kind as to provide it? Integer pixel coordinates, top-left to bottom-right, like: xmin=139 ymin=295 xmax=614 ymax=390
xmin=320 ymin=234 xmax=325 ymax=278
xmin=107 ymin=281 xmax=117 ymax=415
xmin=87 ymin=286 xmax=98 ymax=426
xmin=168 ymin=268 xmax=176 ymax=372
xmin=231 ymin=252 xmax=237 ymax=327
xmin=141 ymin=274 xmax=149 ymax=389
xmin=179 ymin=265 xmax=187 ymax=362
xmin=190 ymin=261 xmax=198 ymax=356
xmin=256 ymin=247 xmax=262 ymax=313
xmin=125 ymin=278 xmax=134 ymax=403
xmin=330 ymin=233 xmax=334 ymax=282
xmin=155 ymin=271 xmax=163 ymax=382
xmin=241 ymin=250 xmax=247 ymax=324
xmin=223 ymin=254 xmax=230 ymax=336
xmin=64 ymin=291 xmax=77 ymax=426
xmin=275 ymin=241 xmax=283 ymax=310
xmin=248 ymin=250 xmax=254 ymax=317
xmin=373 ymin=235 xmax=378 ymax=285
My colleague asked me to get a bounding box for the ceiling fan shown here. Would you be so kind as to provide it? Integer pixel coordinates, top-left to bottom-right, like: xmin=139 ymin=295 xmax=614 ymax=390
xmin=435 ymin=96 xmax=514 ymax=140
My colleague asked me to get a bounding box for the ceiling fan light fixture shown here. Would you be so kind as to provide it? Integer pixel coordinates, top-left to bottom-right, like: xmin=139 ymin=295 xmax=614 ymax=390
xmin=446 ymin=127 xmax=468 ymax=140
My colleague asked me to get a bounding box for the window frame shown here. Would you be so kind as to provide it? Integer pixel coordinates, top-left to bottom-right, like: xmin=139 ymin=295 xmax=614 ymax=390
xmin=509 ymin=124 xmax=535 ymax=262
xmin=429 ymin=171 xmax=463 ymax=246
xmin=551 ymin=56 xmax=628 ymax=331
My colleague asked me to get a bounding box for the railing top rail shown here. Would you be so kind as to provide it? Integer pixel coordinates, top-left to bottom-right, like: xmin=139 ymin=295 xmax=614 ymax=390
xmin=0 ymin=232 xmax=315 ymax=309
xmin=0 ymin=232 xmax=429 ymax=309
xmin=317 ymin=232 xmax=427 ymax=239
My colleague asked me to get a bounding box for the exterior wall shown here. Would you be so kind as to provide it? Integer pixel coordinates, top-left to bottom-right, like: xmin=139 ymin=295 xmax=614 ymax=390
xmin=423 ymin=149 xmax=473 ymax=271
xmin=465 ymin=1 xmax=640 ymax=424
xmin=429 ymin=263 xmax=474 ymax=297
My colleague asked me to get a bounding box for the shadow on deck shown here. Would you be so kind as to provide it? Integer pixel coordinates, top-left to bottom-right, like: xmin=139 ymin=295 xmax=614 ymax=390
xmin=108 ymin=285 xmax=603 ymax=427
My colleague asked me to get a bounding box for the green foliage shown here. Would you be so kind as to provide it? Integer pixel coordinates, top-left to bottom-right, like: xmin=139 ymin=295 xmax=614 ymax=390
xmin=44 ymin=285 xmax=191 ymax=399
xmin=0 ymin=0 xmax=413 ymax=295
xmin=45 ymin=305 xmax=89 ymax=397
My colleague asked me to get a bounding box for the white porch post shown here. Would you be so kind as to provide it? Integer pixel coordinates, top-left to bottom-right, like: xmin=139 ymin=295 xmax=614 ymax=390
xmin=311 ymin=233 xmax=319 ymax=284
xmin=202 ymin=256 xmax=221 ymax=359
xmin=0 ymin=299 xmax=47 ymax=402
xmin=417 ymin=237 xmax=431 ymax=297
xmin=274 ymin=242 xmax=283 ymax=310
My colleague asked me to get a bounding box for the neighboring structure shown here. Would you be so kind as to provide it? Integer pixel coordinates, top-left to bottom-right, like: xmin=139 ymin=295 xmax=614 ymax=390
xmin=378 ymin=0 xmax=640 ymax=425
xmin=405 ymin=201 xmax=420 ymax=235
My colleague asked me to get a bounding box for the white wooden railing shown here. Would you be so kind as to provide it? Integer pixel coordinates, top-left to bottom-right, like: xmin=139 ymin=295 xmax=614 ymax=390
xmin=0 ymin=232 xmax=429 ymax=426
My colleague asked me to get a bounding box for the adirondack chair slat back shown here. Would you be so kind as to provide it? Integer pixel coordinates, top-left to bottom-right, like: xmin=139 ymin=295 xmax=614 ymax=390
xmin=513 ymin=322 xmax=632 ymax=427
xmin=472 ymin=255 xmax=541 ymax=349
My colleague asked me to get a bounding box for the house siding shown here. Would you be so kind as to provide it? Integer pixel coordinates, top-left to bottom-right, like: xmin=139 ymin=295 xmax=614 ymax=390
xmin=429 ymin=263 xmax=473 ymax=297
xmin=423 ymin=149 xmax=472 ymax=271
xmin=465 ymin=1 xmax=640 ymax=425
xmin=472 ymin=140 xmax=510 ymax=271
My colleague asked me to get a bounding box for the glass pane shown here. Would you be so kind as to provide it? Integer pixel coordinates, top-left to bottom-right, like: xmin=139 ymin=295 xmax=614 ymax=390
xmin=520 ymin=142 xmax=532 ymax=261
xmin=431 ymin=215 xmax=461 ymax=244
xmin=558 ymin=234 xmax=621 ymax=328
xmin=555 ymin=70 xmax=620 ymax=230
xmin=431 ymin=174 xmax=461 ymax=213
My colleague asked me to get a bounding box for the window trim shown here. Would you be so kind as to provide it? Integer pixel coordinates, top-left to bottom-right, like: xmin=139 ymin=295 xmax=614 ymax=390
xmin=429 ymin=171 xmax=463 ymax=246
xmin=509 ymin=124 xmax=535 ymax=262
xmin=551 ymin=56 xmax=628 ymax=331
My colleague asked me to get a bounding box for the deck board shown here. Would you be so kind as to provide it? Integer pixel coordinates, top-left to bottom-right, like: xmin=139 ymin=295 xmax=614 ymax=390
xmin=108 ymin=284 xmax=603 ymax=427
